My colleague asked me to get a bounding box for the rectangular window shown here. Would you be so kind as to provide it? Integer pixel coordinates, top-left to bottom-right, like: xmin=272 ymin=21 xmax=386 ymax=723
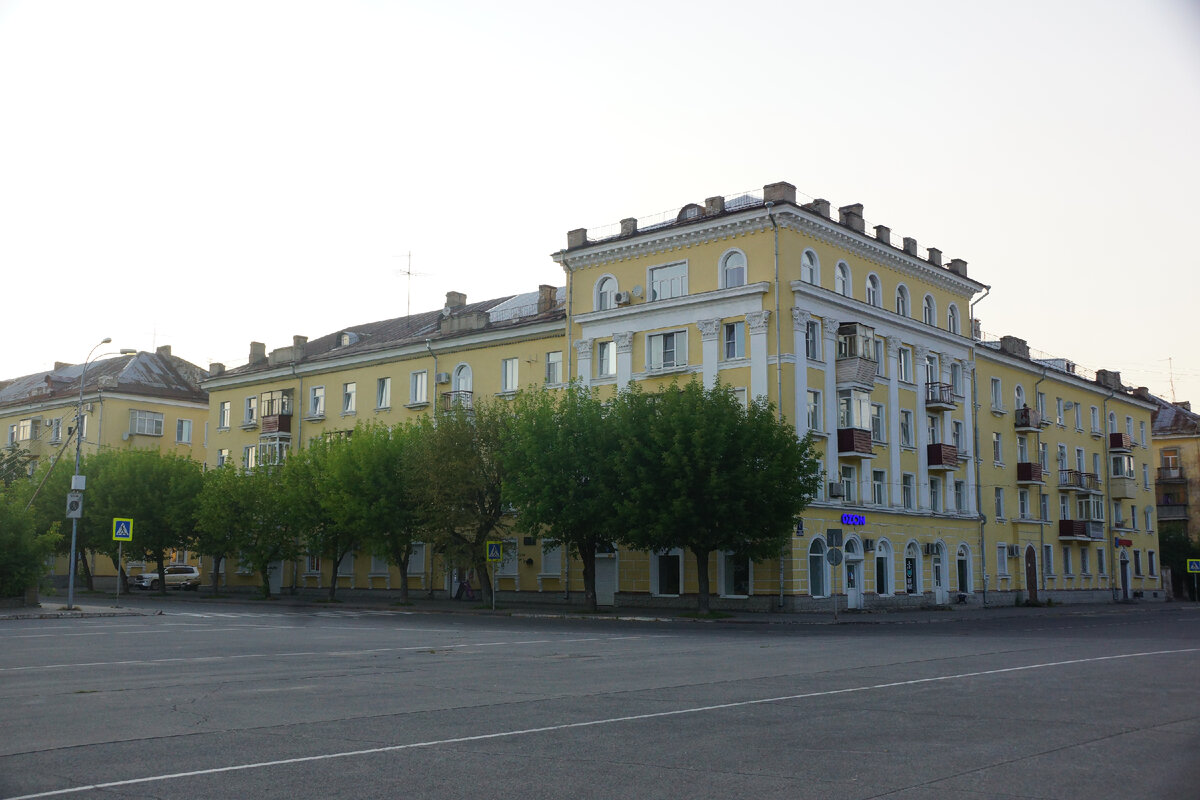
xmin=1060 ymin=493 xmax=1070 ymax=519
xmin=1142 ymin=463 xmax=1150 ymax=490
xmin=733 ymin=387 xmax=748 ymax=408
xmin=1056 ymin=397 xmax=1064 ymax=425
xmin=990 ymin=378 xmax=1003 ymax=410
xmin=50 ymin=418 xmax=62 ymax=442
xmin=1075 ymin=447 xmax=1085 ymax=473
xmin=930 ymin=477 xmax=942 ymax=512
xmin=244 ymin=396 xmax=257 ymax=424
xmin=243 ymin=445 xmax=258 ymax=470
xmin=596 ymin=341 xmax=616 ymax=378
xmin=1036 ymin=391 xmax=1046 ymax=418
xmin=870 ymin=403 xmax=885 ymax=442
xmin=898 ymin=347 xmax=913 ymax=382
xmin=995 ymin=488 xmax=1005 ymax=520
xmin=900 ymin=410 xmax=913 ymax=447
xmin=806 ymin=390 xmax=821 ymax=431
xmin=723 ymin=322 xmax=745 ymax=360
xmin=176 ymin=419 xmax=192 ymax=444
xmin=1080 ymin=547 xmax=1090 ymax=575
xmin=955 ymin=480 xmax=966 ymax=512
xmin=1139 ymin=420 xmax=1146 ymax=446
xmin=1018 ymin=489 xmax=1030 ymax=519
xmin=993 ymin=432 xmax=1003 ymax=464
xmin=875 ymin=338 xmax=886 ymax=376
xmin=1074 ymin=403 xmax=1083 ymax=431
xmin=409 ymin=372 xmax=427 ymax=404
xmin=259 ymin=389 xmax=293 ymax=416
xmin=1090 ymin=406 xmax=1100 ymax=433
xmin=1040 ymin=493 xmax=1049 ymax=521
xmin=927 ymin=414 xmax=940 ymax=444
xmin=310 ymin=386 xmax=326 ymax=416
xmin=1039 ymin=442 xmax=1048 ymax=469
xmin=840 ymin=464 xmax=856 ymax=504
xmin=1043 ymin=544 xmax=1055 ymax=576
xmin=1132 ymin=504 xmax=1138 ymax=530
xmin=1149 ymin=551 xmax=1157 ymax=576
xmin=541 ymin=543 xmax=562 ymax=576
xmin=805 ymin=321 xmax=821 ymax=360
xmin=648 ymin=331 xmax=685 ymax=369
xmin=343 ymin=382 xmax=356 ymax=413
xmin=1057 ymin=444 xmax=1067 ymax=469
xmin=902 ymin=474 xmax=915 ymax=510
xmin=953 ymin=420 xmax=965 ymax=452
xmin=997 ymin=545 xmax=1010 ymax=577
xmin=649 ymin=261 xmax=687 ymax=301
xmin=1017 ymin=435 xmax=1028 ymax=463
xmin=216 ymin=448 xmax=230 ymax=467
xmin=1126 ymin=416 xmax=1134 ymax=438
xmin=837 ymin=389 xmax=871 ymax=429
xmin=872 ymin=470 xmax=886 ymax=505
xmin=377 ymin=377 xmax=392 ymax=408
xmin=950 ymin=362 xmax=962 ymax=394
xmin=1098 ymin=548 xmax=1107 ymax=576
xmin=545 ymin=351 xmax=563 ymax=384
xmin=1062 ymin=546 xmax=1073 ymax=576
xmin=1146 ymin=506 xmax=1153 ymax=531
xmin=1133 ymin=550 xmax=1142 ymax=577
xmin=218 ymin=401 xmax=231 ymax=429
xmin=501 ymin=358 xmax=519 ymax=392
xmin=130 ymin=409 xmax=164 ymax=436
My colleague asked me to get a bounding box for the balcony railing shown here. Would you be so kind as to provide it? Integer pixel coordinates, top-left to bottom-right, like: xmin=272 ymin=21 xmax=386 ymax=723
xmin=1017 ymin=462 xmax=1045 ymax=484
xmin=1058 ymin=520 xmax=1105 ymax=540
xmin=1110 ymin=475 xmax=1136 ymax=500
xmin=441 ymin=390 xmax=474 ymax=411
xmin=837 ymin=427 xmax=874 ymax=457
xmin=835 ymin=355 xmax=878 ymax=387
xmin=1156 ymin=503 xmax=1189 ymax=521
xmin=1108 ymin=432 xmax=1132 ymax=452
xmin=1058 ymin=469 xmax=1102 ymax=492
xmin=926 ymin=443 xmax=958 ymax=470
xmin=1014 ymin=407 xmax=1044 ymax=431
xmin=260 ymin=413 xmax=292 ymax=434
xmin=925 ymin=383 xmax=956 ymax=409
xmin=1157 ymin=466 xmax=1186 ymax=482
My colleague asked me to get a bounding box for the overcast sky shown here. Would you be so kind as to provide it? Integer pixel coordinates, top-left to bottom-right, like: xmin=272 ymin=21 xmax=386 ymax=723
xmin=2 ymin=0 xmax=1198 ymax=404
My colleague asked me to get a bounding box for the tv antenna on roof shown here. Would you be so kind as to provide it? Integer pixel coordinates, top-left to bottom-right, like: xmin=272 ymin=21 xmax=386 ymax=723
xmin=393 ymin=252 xmax=428 ymax=318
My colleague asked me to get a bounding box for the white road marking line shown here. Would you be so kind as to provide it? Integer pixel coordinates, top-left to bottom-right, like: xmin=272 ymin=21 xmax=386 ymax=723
xmin=4 ymin=647 xmax=1195 ymax=800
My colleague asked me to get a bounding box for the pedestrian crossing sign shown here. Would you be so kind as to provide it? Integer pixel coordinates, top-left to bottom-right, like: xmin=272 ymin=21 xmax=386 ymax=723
xmin=113 ymin=518 xmax=133 ymax=542
xmin=1187 ymin=558 xmax=1200 ymax=574
xmin=486 ymin=541 xmax=502 ymax=562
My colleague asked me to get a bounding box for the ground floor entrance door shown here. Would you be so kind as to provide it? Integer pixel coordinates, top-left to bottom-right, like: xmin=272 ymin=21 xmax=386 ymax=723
xmin=1120 ymin=554 xmax=1130 ymax=600
xmin=932 ymin=545 xmax=948 ymax=605
xmin=1025 ymin=546 xmax=1038 ymax=603
xmin=846 ymin=558 xmax=863 ymax=609
xmin=595 ymin=554 xmax=616 ymax=606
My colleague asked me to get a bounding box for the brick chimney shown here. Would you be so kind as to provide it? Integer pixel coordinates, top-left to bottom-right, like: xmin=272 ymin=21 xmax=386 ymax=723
xmin=620 ymin=217 xmax=638 ymax=236
xmin=948 ymin=258 xmax=969 ymax=277
xmin=838 ymin=204 xmax=865 ymax=233
xmin=874 ymin=225 xmax=891 ymax=245
xmin=209 ymin=362 xmax=225 ymax=377
xmin=927 ymin=248 xmax=942 ymax=267
xmin=802 ymin=199 xmax=831 ymax=217
xmin=249 ymin=342 xmax=266 ymax=365
xmin=445 ymin=291 xmax=466 ymax=309
xmin=705 ymin=195 xmax=725 ymax=215
xmin=567 ymin=228 xmax=588 ymax=249
xmin=537 ymin=284 xmax=557 ymax=314
xmin=999 ymin=336 xmax=1029 ymax=359
xmin=1095 ymin=369 xmax=1123 ymax=390
xmin=763 ymin=181 xmax=797 ymax=204
xmin=903 ymin=237 xmax=919 ymax=256
xmin=155 ymin=345 xmax=171 ymax=357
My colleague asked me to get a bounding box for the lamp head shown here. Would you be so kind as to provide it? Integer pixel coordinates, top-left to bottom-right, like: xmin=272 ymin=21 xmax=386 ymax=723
xmin=100 ymin=337 xmax=112 ymax=345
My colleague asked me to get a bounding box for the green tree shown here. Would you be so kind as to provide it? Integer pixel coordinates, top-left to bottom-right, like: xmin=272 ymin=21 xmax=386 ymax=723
xmin=79 ymin=449 xmax=204 ymax=594
xmin=504 ymin=384 xmax=623 ymax=611
xmin=194 ymin=464 xmax=251 ymax=596
xmin=614 ymin=381 xmax=820 ymax=612
xmin=412 ymin=401 xmax=512 ymax=603
xmin=293 ymin=436 xmax=358 ymax=601
xmin=0 ymin=446 xmax=33 ymax=488
xmin=0 ymin=488 xmax=60 ymax=598
xmin=1158 ymin=521 xmax=1198 ymax=600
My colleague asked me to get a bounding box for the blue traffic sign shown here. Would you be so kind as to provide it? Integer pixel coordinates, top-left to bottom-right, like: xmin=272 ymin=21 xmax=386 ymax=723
xmin=1187 ymin=558 xmax=1200 ymax=574
xmin=113 ymin=518 xmax=133 ymax=542
xmin=486 ymin=541 xmax=502 ymax=562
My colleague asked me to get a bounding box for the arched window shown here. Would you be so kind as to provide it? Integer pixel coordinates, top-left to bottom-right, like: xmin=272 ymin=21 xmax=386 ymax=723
xmin=923 ymin=295 xmax=936 ymax=326
xmin=874 ymin=539 xmax=893 ymax=596
xmin=452 ymin=363 xmax=473 ymax=393
xmin=956 ymin=544 xmax=972 ymax=593
xmin=721 ymin=251 xmax=746 ymax=289
xmin=866 ymin=274 xmax=881 ymax=307
xmin=808 ymin=538 xmax=828 ymax=597
xmin=835 ymin=262 xmax=851 ymax=297
xmin=1108 ymin=411 xmax=1117 ymax=434
xmin=947 ymin=304 xmax=960 ymax=335
xmin=595 ymin=276 xmax=616 ymax=311
xmin=1015 ymin=384 xmax=1026 ymax=410
xmin=801 ymin=250 xmax=818 ymax=285
xmin=895 ymin=285 xmax=910 ymax=317
xmin=905 ymin=541 xmax=922 ymax=594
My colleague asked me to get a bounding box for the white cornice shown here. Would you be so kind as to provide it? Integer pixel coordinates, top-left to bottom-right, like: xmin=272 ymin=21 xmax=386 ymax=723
xmin=202 ymin=320 xmax=566 ymax=391
xmin=972 ymin=348 xmax=1156 ymax=411
xmin=555 ymin=205 xmax=985 ymax=297
xmin=0 ymin=392 xmax=206 ymax=419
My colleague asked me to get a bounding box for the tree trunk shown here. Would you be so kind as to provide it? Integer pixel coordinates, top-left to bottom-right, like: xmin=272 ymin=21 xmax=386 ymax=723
xmin=327 ymin=561 xmax=338 ymax=602
xmin=211 ymin=556 xmax=223 ymax=596
xmin=259 ymin=566 xmax=272 ymax=599
xmin=580 ymin=542 xmax=597 ymax=613
xmin=78 ymin=552 xmax=94 ymax=591
xmin=475 ymin=560 xmax=492 ymax=605
xmin=396 ymin=553 xmax=410 ymax=603
xmin=156 ymin=556 xmax=168 ymax=595
xmin=693 ymin=549 xmax=711 ymax=613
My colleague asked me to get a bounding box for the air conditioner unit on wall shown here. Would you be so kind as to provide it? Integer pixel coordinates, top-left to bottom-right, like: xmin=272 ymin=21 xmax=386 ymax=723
xmin=435 ymin=372 xmax=450 ymax=385
xmin=923 ymin=543 xmax=936 ymax=556
xmin=827 ymin=482 xmax=844 ymax=499
xmin=1006 ymin=544 xmax=1020 ymax=558
xmin=614 ymin=290 xmax=632 ymax=306
xmin=862 ymin=538 xmax=876 ymax=551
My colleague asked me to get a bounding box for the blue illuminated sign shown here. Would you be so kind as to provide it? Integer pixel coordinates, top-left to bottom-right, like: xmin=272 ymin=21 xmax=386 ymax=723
xmin=841 ymin=513 xmax=866 ymax=526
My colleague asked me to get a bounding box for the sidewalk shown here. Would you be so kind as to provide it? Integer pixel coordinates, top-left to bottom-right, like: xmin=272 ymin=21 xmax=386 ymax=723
xmin=4 ymin=588 xmax=1193 ymax=625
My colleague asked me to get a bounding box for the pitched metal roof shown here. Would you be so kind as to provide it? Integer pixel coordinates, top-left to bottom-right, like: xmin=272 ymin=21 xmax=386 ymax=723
xmin=0 ymin=351 xmax=208 ymax=410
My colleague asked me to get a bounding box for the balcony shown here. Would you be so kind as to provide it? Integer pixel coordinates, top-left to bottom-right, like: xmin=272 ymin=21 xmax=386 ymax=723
xmin=1157 ymin=466 xmax=1186 ymax=483
xmin=1014 ymin=407 xmax=1045 ymax=432
xmin=1058 ymin=469 xmax=1102 ymax=493
xmin=1110 ymin=475 xmax=1137 ymax=500
xmin=260 ymin=413 xmax=292 ymax=434
xmin=924 ymin=383 xmax=956 ymax=411
xmin=926 ymin=443 xmax=958 ymax=471
xmin=1016 ymin=462 xmax=1045 ymax=485
xmin=1108 ymin=432 xmax=1132 ymax=452
xmin=1157 ymin=503 xmax=1189 ymax=521
xmin=441 ymin=390 xmax=474 ymax=412
xmin=837 ymin=427 xmax=874 ymax=458
xmin=835 ymin=355 xmax=878 ymax=389
xmin=1058 ymin=520 xmax=1105 ymax=541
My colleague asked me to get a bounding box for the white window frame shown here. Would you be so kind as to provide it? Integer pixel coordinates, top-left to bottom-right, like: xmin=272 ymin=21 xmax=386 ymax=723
xmin=176 ymin=418 xmax=192 ymax=444
xmin=902 ymin=474 xmax=915 ymax=510
xmin=218 ymin=401 xmax=231 ymax=429
xmin=720 ymin=249 xmax=746 ymax=289
xmin=649 ymin=261 xmax=687 ymax=301
xmin=501 ymin=357 xmax=519 ymax=393
xmin=866 ymin=273 xmax=881 ymax=307
xmin=895 ymin=284 xmax=910 ymax=317
xmin=130 ymin=409 xmax=164 ymax=437
xmin=835 ymin=261 xmax=851 ymax=297
xmin=376 ymin=376 xmax=391 ymax=409
xmin=801 ymin=249 xmax=819 ymax=285
xmin=310 ymin=385 xmax=326 ymax=416
xmin=596 ymin=341 xmax=616 ymax=378
xmin=595 ymin=275 xmax=617 ymax=311
xmin=647 ymin=330 xmax=686 ymax=370
xmin=545 ymin=351 xmax=563 ymax=385
xmin=343 ymin=382 xmax=356 ymax=414
xmin=922 ymin=294 xmax=936 ymax=326
xmin=409 ymin=372 xmax=427 ymax=405
xmin=899 ymin=410 xmax=914 ymax=448
xmin=723 ymin=321 xmax=745 ymax=360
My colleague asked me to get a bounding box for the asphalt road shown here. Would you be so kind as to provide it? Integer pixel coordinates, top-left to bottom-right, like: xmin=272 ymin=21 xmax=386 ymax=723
xmin=1 ymin=600 xmax=1198 ymax=799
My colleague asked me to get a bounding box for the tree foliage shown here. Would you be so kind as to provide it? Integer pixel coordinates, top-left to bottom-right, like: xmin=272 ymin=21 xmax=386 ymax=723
xmin=0 ymin=489 xmax=60 ymax=598
xmin=614 ymin=381 xmax=820 ymax=612
xmin=503 ymin=384 xmax=624 ymax=611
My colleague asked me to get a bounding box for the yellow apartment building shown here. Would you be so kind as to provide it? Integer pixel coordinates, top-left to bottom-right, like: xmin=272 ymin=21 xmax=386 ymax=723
xmin=974 ymin=340 xmax=1161 ymax=604
xmin=0 ymin=346 xmax=209 ymax=587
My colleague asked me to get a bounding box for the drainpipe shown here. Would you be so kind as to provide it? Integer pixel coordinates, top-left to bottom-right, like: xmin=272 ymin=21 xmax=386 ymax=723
xmin=563 ymin=256 xmax=573 ymax=387
xmin=291 ymin=360 xmax=304 ymax=596
xmin=1102 ymin=385 xmax=1118 ymax=601
xmin=1033 ymin=366 xmax=1048 ymax=593
xmin=969 ymin=285 xmax=991 ymax=605
xmin=425 ymin=339 xmax=439 ymax=598
xmin=766 ymin=202 xmax=786 ymax=608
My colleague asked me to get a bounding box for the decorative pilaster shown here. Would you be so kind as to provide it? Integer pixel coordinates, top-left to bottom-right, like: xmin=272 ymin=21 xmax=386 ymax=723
xmin=574 ymin=338 xmax=593 ymax=387
xmin=962 ymin=361 xmax=978 ymax=516
xmin=614 ymin=331 xmax=634 ymax=388
xmin=747 ymin=311 xmax=771 ymax=400
xmin=791 ymin=308 xmax=811 ymax=439
xmin=914 ymin=345 xmax=930 ymax=510
xmin=698 ymin=318 xmax=722 ymax=389
xmin=887 ymin=335 xmax=902 ymax=507
xmin=823 ymin=316 xmax=840 ymax=480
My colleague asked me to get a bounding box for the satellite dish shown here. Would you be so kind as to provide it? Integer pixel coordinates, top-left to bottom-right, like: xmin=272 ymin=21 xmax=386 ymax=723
xmin=631 ymin=285 xmax=643 ymax=298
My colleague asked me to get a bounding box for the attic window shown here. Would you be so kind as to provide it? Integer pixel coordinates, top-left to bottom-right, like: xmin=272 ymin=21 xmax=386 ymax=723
xmin=337 ymin=332 xmax=359 ymax=348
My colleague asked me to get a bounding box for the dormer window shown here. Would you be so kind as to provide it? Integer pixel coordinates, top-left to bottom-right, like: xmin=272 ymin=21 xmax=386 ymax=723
xmin=337 ymin=331 xmax=360 ymax=348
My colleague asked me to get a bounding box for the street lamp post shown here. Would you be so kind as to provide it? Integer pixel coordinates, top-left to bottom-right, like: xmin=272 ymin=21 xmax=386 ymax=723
xmin=65 ymin=338 xmax=112 ymax=610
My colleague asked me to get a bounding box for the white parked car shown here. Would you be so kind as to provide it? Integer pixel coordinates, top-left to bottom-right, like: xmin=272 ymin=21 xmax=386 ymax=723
xmin=128 ymin=565 xmax=201 ymax=591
